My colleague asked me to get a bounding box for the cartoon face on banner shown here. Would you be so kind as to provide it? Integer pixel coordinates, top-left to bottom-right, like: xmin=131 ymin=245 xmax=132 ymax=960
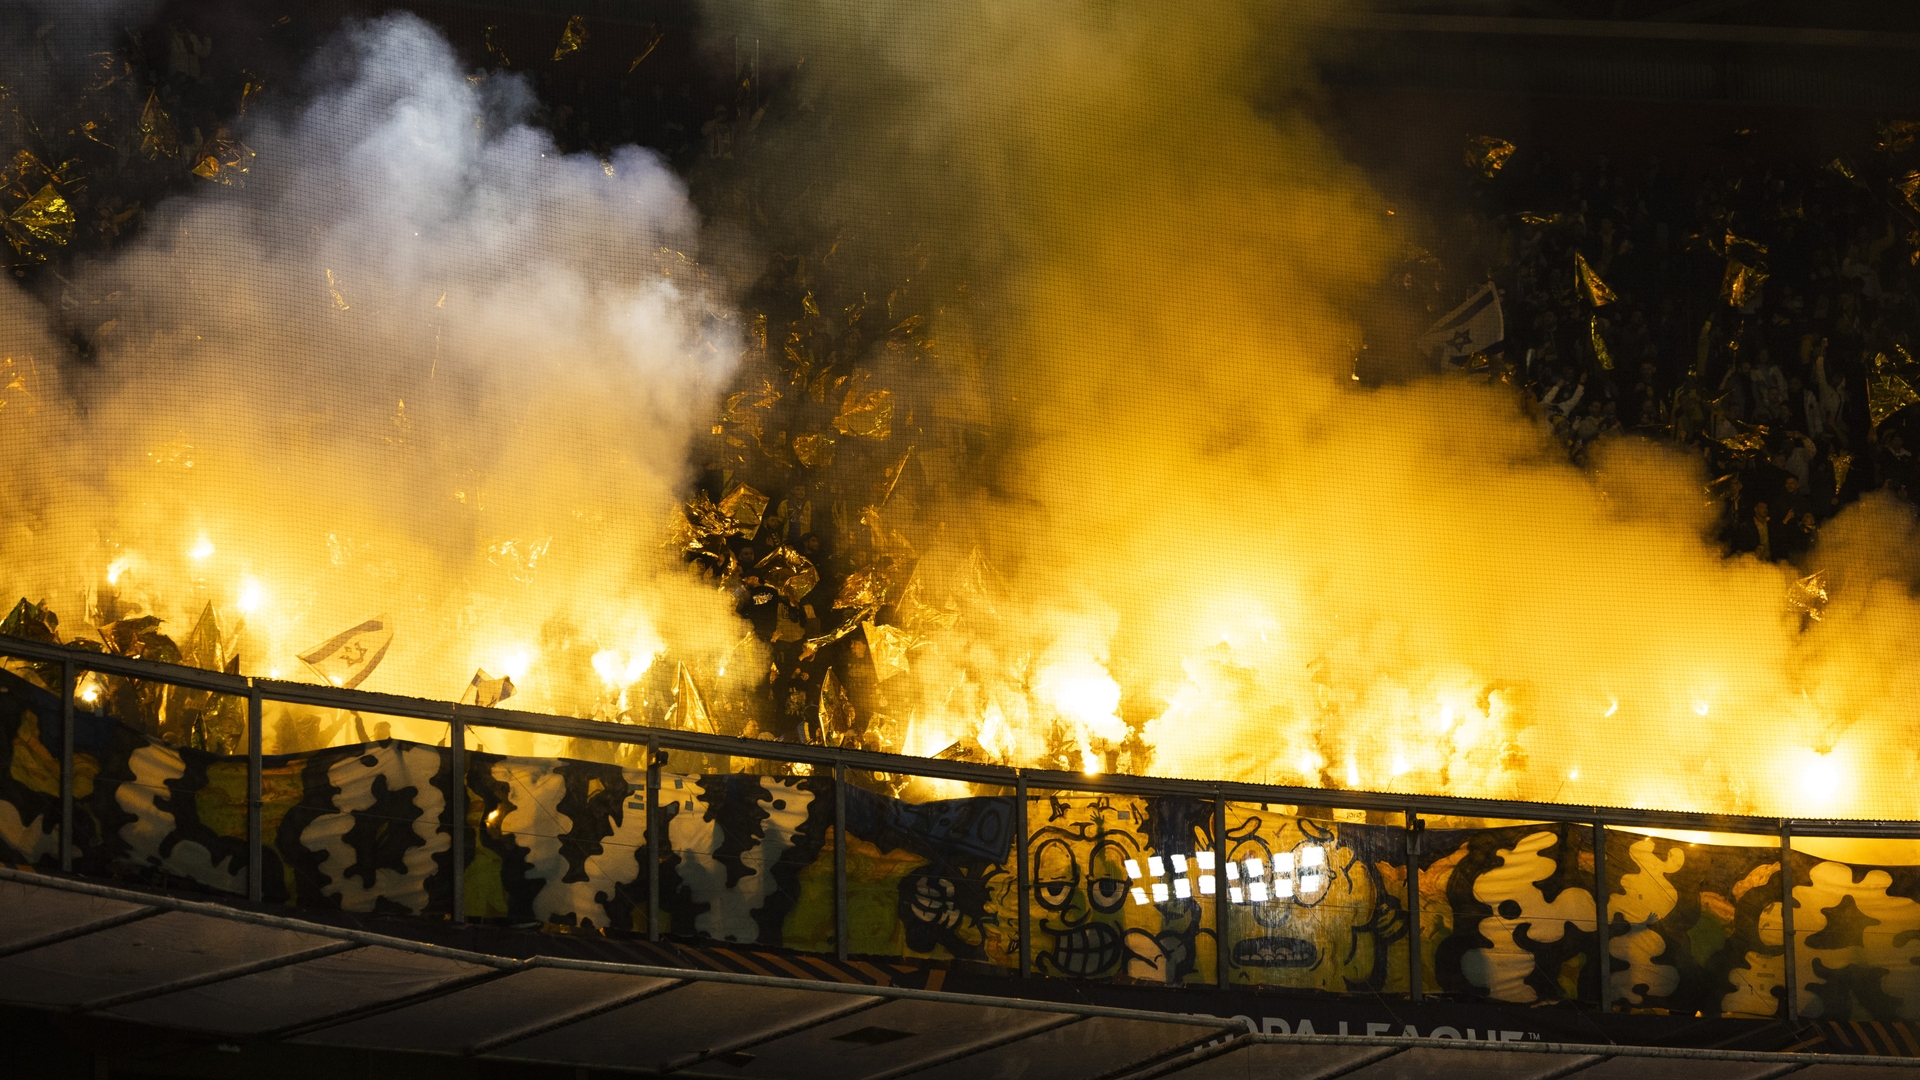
xmin=1223 ymin=806 xmax=1386 ymax=990
xmin=1021 ymin=795 xmax=1156 ymax=978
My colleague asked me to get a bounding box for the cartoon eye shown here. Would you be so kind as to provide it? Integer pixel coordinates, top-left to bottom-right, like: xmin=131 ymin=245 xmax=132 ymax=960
xmin=1089 ymin=877 xmax=1128 ymax=913
xmin=1036 ymin=882 xmax=1073 ymax=910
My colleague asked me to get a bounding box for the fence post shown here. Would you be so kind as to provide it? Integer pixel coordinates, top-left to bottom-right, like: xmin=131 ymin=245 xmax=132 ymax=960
xmin=833 ymin=759 xmax=848 ymax=962
xmin=1594 ymin=819 xmax=1610 ymax=1010
xmin=1214 ymin=790 xmax=1229 ymax=988
xmin=1780 ymin=820 xmax=1797 ymax=1025
xmin=646 ymin=730 xmax=661 ymax=942
xmin=1016 ymin=774 xmax=1030 ymax=979
xmin=59 ymin=659 xmax=74 ymax=873
xmin=1406 ymin=809 xmax=1423 ymax=1002
xmin=246 ymin=683 xmax=263 ymax=904
xmin=449 ymin=714 xmax=465 ymax=924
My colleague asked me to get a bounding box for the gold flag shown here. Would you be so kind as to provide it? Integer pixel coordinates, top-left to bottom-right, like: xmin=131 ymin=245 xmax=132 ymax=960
xmin=1787 ymin=571 xmax=1830 ymax=622
xmin=818 ymin=668 xmax=855 ymax=745
xmin=630 ymin=25 xmax=665 ymax=71
xmin=1463 ymin=135 xmax=1515 ymax=179
xmin=1589 ymin=316 xmax=1613 ymax=370
xmin=553 ymin=15 xmax=587 ymax=61
xmin=717 ymin=483 xmax=769 ymax=538
xmin=180 ymin=602 xmax=228 ymax=673
xmin=1721 ymin=260 xmax=1768 ymax=308
xmin=1574 ymin=252 xmax=1616 ymax=307
xmin=756 ymin=546 xmax=819 ymax=606
xmin=138 ymin=91 xmax=177 ymax=159
xmin=666 ymin=661 xmax=714 ymax=733
xmin=833 ymin=372 xmax=894 ymax=438
xmin=1868 ymin=372 xmax=1920 ymax=433
xmin=861 ymin=621 xmax=917 ymax=682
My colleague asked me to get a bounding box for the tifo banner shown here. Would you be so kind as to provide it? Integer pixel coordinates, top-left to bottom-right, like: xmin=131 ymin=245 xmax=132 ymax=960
xmin=0 ymin=665 xmax=1913 ymax=1021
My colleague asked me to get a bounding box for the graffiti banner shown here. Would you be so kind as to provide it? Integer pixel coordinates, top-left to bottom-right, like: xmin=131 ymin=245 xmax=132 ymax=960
xmin=2 ymin=666 xmax=1914 ymax=1021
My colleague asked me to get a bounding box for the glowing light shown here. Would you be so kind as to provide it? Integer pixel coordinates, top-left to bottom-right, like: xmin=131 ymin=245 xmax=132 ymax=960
xmin=79 ymin=685 xmax=99 ymax=704
xmin=1694 ymin=701 xmax=1710 ymax=717
xmin=1391 ymin=752 xmax=1410 ymax=776
xmin=237 ymin=578 xmax=266 ymax=615
xmin=1344 ymin=759 xmax=1360 ymax=787
xmin=269 ymin=667 xmax=281 ymax=678
xmin=499 ymin=649 xmax=531 ymax=682
xmin=1604 ymin=699 xmax=1618 ymax=717
xmin=1041 ymin=659 xmax=1125 ymax=734
xmin=106 ymin=557 xmax=132 ymax=584
xmin=1043 ymin=655 xmax=1126 ymax=778
xmin=592 ymin=639 xmax=663 ymax=688
xmin=1568 ymin=768 xmax=1580 ymax=781
xmin=1797 ymin=749 xmax=1844 ymax=808
xmin=189 ymin=536 xmax=215 ymax=560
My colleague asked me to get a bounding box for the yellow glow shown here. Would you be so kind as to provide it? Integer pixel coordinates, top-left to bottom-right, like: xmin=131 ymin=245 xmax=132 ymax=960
xmin=1568 ymin=768 xmax=1579 ymax=781
xmin=1603 ymin=699 xmax=1618 ymax=718
xmin=237 ymin=578 xmax=266 ymax=614
xmin=591 ymin=646 xmax=658 ymax=687
xmin=1693 ymin=701 xmax=1710 ymax=717
xmin=1796 ymin=748 xmax=1844 ymax=810
xmin=188 ymin=536 xmax=215 ymax=560
xmin=106 ymin=556 xmax=132 ymax=584
xmin=499 ymin=648 xmax=531 ymax=682
xmin=1040 ymin=658 xmax=1124 ymax=738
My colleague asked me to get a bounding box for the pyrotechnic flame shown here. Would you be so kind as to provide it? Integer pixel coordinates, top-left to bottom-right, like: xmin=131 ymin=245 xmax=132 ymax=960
xmin=1795 ymin=747 xmax=1846 ymax=810
xmin=498 ymin=649 xmax=532 ymax=683
xmin=591 ymin=638 xmax=662 ymax=688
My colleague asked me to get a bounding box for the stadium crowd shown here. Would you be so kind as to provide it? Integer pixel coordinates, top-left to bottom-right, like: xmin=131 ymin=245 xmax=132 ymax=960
xmin=1459 ymin=133 xmax=1920 ymax=561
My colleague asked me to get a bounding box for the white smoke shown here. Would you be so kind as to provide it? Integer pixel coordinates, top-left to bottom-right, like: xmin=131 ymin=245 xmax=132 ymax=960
xmin=0 ymin=14 xmax=748 ymax=718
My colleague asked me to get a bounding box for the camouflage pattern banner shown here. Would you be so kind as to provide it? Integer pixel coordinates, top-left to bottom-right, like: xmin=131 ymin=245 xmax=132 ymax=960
xmin=0 ymin=666 xmax=1912 ymax=1021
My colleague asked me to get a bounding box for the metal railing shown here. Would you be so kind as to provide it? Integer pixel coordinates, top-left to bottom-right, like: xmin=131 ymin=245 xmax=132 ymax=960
xmin=7 ymin=632 xmax=1914 ymax=1019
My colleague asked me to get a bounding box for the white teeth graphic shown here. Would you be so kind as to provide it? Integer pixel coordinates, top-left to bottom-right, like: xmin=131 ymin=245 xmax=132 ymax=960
xmin=1052 ymin=924 xmax=1120 ymax=975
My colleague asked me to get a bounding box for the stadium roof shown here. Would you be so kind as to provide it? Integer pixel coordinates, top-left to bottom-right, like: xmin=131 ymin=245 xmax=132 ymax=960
xmin=2 ymin=869 xmax=1909 ymax=1079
